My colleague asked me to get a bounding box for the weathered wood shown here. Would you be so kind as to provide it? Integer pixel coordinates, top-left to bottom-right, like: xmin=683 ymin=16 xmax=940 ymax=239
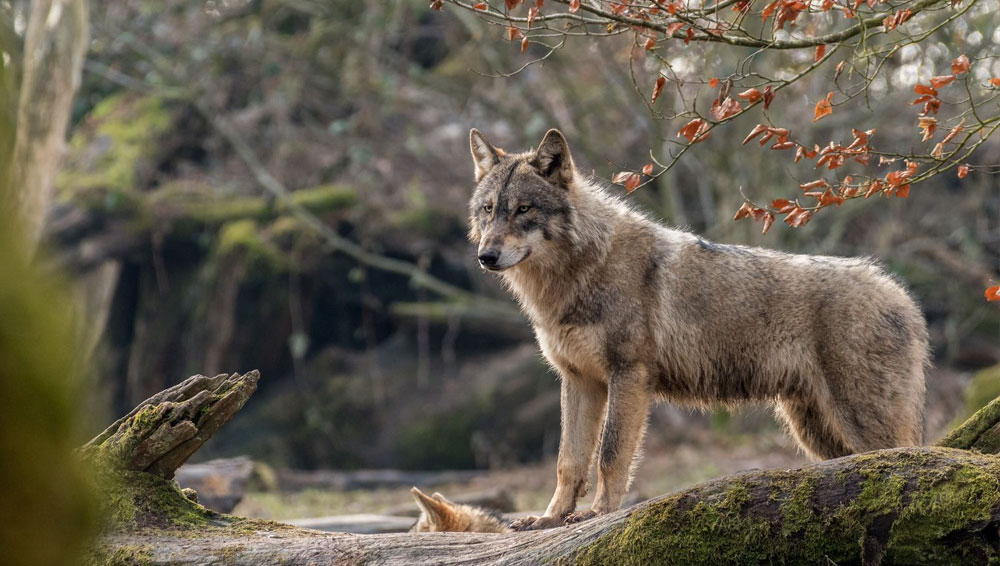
xmin=285 ymin=513 xmax=417 ymax=534
xmin=87 ymin=372 xmax=1000 ymax=565
xmin=81 ymin=371 xmax=258 ymax=479
xmin=90 ymin=447 xmax=1000 ymax=565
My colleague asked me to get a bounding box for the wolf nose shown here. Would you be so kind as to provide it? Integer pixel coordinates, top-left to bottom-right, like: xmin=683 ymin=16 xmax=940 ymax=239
xmin=478 ymin=249 xmax=500 ymax=268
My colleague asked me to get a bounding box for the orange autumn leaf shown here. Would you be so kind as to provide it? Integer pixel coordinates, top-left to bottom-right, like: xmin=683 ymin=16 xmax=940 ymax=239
xmin=742 ymin=124 xmax=769 ymax=145
xmin=473 ymin=2 xmax=488 ymax=9
xmin=990 ymin=78 xmax=1000 ymax=88
xmin=651 ymin=76 xmax=667 ymax=103
xmin=929 ymin=75 xmax=955 ymax=89
xmin=913 ymin=84 xmax=937 ymax=96
xmin=799 ymin=179 xmax=830 ymax=191
xmin=952 ymin=54 xmax=971 ymax=75
xmin=527 ymin=6 xmax=539 ymax=26
xmin=814 ymin=44 xmax=826 ymax=61
xmin=737 ymin=88 xmax=762 ymax=103
xmin=817 ymin=188 xmax=846 ymax=207
xmin=761 ymin=211 xmax=776 ymax=234
xmin=986 ymin=285 xmax=1000 ymax=302
xmin=507 ymin=26 xmax=523 ymax=40
xmin=957 ymin=164 xmax=969 ymax=178
xmin=784 ymin=207 xmax=812 ymax=227
xmin=762 ymin=86 xmax=775 ymax=109
xmin=813 ymin=92 xmax=834 ymax=122
xmin=761 ymin=0 xmax=779 ymax=20
xmin=642 ymin=163 xmax=654 ymax=175
xmin=643 ymin=37 xmax=656 ymax=50
xmin=611 ymin=171 xmax=632 ymax=184
xmin=710 ymin=96 xmax=742 ymax=121
xmin=709 ymin=78 xmax=719 ymax=88
xmin=733 ymin=202 xmax=754 ymax=220
xmin=678 ymin=118 xmax=711 ymax=143
xmin=918 ymin=116 xmax=937 ymax=142
xmin=521 ymin=36 xmax=529 ymax=52
xmin=771 ymin=198 xmax=796 ymax=213
xmin=624 ymin=172 xmax=641 ymax=193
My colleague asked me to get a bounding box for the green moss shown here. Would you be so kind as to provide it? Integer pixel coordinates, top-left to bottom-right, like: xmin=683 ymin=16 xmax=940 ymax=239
xmin=0 ymin=227 xmax=98 ymax=565
xmin=91 ymin=544 xmax=155 ymax=566
xmin=569 ymin=479 xmax=775 ymax=566
xmin=568 ymin=448 xmax=1000 ymax=566
xmin=57 ymin=94 xmax=172 ymax=196
xmin=216 ymin=219 xmax=285 ymax=269
xmin=889 ymin=463 xmax=1000 ymax=564
xmin=96 ymin=468 xmax=214 ymax=531
xmin=287 ymin=184 xmax=358 ymax=211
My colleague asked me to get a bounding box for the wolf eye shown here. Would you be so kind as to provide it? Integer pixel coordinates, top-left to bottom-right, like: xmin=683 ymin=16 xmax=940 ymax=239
xmin=483 ymin=204 xmax=493 ymax=213
xmin=517 ymin=204 xmax=531 ymax=213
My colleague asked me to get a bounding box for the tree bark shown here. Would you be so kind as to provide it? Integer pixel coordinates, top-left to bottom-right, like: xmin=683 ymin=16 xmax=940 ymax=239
xmin=87 ymin=375 xmax=1000 ymax=566
xmin=4 ymin=0 xmax=88 ymax=255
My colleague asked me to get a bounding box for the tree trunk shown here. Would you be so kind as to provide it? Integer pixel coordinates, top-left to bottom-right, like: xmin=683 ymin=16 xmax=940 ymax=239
xmin=86 ymin=374 xmax=1000 ymax=566
xmin=4 ymin=0 xmax=88 ymax=255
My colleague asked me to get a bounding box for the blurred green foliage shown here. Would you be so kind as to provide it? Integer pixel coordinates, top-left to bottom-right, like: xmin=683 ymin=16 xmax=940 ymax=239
xmin=0 ymin=202 xmax=98 ymax=563
xmin=0 ymin=14 xmax=97 ymax=560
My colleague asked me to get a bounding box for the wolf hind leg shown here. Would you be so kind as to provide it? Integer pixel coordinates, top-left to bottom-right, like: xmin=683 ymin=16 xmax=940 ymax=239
xmin=825 ymin=365 xmax=925 ymax=452
xmin=775 ymin=397 xmax=853 ymax=461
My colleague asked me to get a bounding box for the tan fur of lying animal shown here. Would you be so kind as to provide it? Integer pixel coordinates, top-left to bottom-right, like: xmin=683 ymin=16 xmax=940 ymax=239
xmin=410 ymin=487 xmax=509 ymax=533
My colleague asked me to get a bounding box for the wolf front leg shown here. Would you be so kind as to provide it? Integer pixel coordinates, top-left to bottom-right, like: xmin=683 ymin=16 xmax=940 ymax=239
xmin=511 ymin=374 xmax=606 ymax=531
xmin=567 ymin=370 xmax=651 ymax=523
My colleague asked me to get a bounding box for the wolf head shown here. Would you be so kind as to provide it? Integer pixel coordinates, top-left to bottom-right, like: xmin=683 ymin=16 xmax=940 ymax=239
xmin=409 ymin=487 xmax=508 ymax=533
xmin=467 ymin=128 xmax=577 ymax=272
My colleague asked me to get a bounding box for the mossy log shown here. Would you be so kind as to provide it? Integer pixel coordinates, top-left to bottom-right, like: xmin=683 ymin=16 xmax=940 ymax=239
xmin=82 ymin=371 xmax=259 ymax=479
xmin=48 ymin=184 xmax=357 ymax=272
xmin=90 ymin=376 xmax=1000 ymax=566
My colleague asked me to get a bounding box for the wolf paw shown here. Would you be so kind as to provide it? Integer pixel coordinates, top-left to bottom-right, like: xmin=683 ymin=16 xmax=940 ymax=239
xmin=509 ymin=514 xmax=566 ymax=531
xmin=564 ymin=509 xmax=598 ymax=525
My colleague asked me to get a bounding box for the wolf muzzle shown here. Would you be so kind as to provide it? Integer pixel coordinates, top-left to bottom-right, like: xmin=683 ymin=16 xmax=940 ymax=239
xmin=478 ymin=248 xmax=501 ymax=269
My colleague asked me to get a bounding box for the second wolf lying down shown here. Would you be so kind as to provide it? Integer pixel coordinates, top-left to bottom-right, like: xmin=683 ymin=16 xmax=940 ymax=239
xmin=410 ymin=487 xmax=509 ymax=533
xmin=466 ymin=128 xmax=929 ymax=531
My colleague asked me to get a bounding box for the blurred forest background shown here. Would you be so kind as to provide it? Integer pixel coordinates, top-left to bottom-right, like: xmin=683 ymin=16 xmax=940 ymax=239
xmin=4 ymin=0 xmax=998 ymax=519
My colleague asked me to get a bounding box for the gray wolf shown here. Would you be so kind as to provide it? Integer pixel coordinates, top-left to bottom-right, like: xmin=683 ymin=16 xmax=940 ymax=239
xmin=467 ymin=128 xmax=928 ymax=530
xmin=410 ymin=487 xmax=509 ymax=533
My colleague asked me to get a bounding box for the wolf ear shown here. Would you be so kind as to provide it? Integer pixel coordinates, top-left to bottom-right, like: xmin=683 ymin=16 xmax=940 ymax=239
xmin=411 ymin=487 xmax=454 ymax=526
xmin=532 ymin=129 xmax=574 ymax=188
xmin=470 ymin=128 xmax=501 ymax=182
xmin=431 ymin=492 xmax=456 ymax=506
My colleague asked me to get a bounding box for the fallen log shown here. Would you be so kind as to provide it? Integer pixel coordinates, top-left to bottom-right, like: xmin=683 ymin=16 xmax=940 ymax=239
xmin=47 ymin=184 xmax=357 ymax=272
xmin=86 ymin=374 xmax=1000 ymax=565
